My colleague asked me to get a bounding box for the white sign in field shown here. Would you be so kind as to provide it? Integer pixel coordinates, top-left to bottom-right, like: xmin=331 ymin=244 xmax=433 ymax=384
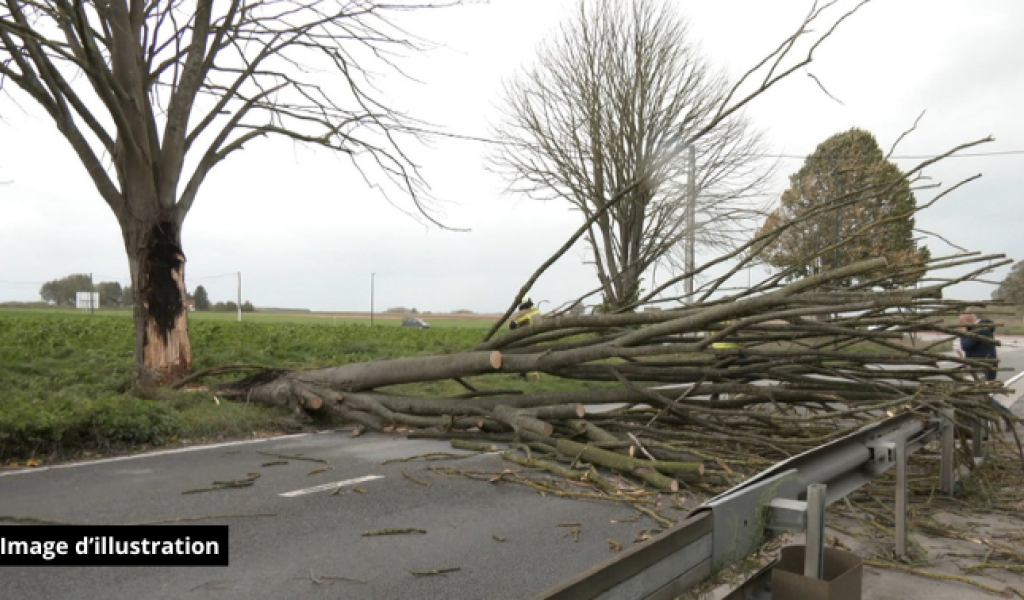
xmin=75 ymin=292 xmax=98 ymax=310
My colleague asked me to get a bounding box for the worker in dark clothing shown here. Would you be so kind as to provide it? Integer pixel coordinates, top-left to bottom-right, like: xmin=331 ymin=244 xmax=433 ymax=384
xmin=958 ymin=312 xmax=998 ymax=380
xmin=958 ymin=312 xmax=1013 ymax=431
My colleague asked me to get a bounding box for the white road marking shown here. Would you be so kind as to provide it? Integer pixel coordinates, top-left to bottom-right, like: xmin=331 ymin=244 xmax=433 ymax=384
xmin=0 ymin=433 xmax=309 ymax=478
xmin=280 ymin=475 xmax=384 ymax=497
xmin=1005 ymin=371 xmax=1024 ymax=388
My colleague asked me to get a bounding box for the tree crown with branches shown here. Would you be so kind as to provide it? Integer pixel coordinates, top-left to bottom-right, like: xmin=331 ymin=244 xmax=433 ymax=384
xmin=490 ymin=0 xmax=772 ymax=311
xmin=0 ymin=0 xmax=452 ymax=383
xmin=756 ymin=127 xmax=929 ymax=288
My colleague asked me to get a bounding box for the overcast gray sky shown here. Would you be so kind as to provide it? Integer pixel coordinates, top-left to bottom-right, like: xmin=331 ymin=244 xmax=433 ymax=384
xmin=1 ymin=0 xmax=1021 ymax=313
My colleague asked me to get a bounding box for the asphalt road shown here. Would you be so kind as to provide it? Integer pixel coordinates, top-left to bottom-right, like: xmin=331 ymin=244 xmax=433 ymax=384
xmin=0 ymin=434 xmax=658 ymax=600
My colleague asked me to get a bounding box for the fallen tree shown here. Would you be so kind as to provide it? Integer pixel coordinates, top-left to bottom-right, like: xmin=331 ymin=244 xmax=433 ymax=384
xmin=191 ymin=246 xmax=1018 ymax=495
xmin=167 ymin=3 xmax=1019 ymax=496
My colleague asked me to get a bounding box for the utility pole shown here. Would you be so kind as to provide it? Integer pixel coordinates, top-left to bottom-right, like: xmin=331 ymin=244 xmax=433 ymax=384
xmin=371 ymin=273 xmax=376 ymax=327
xmin=89 ymin=272 xmax=95 ymax=315
xmin=237 ymin=272 xmax=242 ymax=323
xmin=830 ymin=156 xmax=841 ymax=279
xmin=684 ymin=145 xmax=696 ymax=304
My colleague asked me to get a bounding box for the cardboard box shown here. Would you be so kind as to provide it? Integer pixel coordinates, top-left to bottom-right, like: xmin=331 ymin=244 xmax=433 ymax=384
xmin=771 ymin=545 xmax=863 ymax=600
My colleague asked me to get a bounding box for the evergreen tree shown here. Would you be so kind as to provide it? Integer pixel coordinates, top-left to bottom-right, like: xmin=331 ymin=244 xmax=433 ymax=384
xmin=193 ymin=286 xmax=211 ymax=311
xmin=993 ymin=261 xmax=1024 ymax=305
xmin=756 ymin=128 xmax=928 ymax=287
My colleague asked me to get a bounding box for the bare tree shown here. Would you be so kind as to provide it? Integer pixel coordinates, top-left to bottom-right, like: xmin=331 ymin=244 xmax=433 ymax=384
xmin=490 ymin=0 xmax=773 ymax=311
xmin=0 ymin=0 xmax=450 ymax=385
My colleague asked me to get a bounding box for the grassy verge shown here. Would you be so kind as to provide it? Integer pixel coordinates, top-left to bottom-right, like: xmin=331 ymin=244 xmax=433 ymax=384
xmin=0 ymin=310 xmax=593 ymax=464
xmin=0 ymin=310 xmax=498 ymax=464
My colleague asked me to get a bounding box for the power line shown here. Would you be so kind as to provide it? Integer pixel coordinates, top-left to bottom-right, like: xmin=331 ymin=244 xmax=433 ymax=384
xmin=766 ymin=150 xmax=1024 ymax=160
xmin=189 ymin=272 xmax=238 ymax=281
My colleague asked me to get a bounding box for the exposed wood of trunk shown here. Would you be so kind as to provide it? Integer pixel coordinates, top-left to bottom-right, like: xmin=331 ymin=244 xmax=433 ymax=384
xmin=125 ymin=220 xmax=193 ymax=386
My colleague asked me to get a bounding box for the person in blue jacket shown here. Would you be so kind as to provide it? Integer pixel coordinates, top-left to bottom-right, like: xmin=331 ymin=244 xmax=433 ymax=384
xmin=958 ymin=311 xmax=1013 ymax=430
xmin=958 ymin=312 xmax=997 ymax=379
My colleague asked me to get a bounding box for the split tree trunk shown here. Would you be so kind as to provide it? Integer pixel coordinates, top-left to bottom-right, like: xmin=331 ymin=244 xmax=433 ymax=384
xmin=124 ymin=218 xmax=193 ymax=386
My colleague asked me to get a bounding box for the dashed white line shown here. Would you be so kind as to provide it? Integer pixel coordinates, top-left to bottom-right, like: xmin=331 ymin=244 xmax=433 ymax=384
xmin=280 ymin=475 xmax=385 ymax=497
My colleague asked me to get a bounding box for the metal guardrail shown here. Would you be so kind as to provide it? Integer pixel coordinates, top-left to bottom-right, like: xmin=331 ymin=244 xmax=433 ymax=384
xmin=530 ymin=409 xmax=961 ymax=600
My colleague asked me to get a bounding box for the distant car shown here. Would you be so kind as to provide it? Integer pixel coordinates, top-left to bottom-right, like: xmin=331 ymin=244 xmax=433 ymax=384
xmin=402 ymin=317 xmax=430 ymax=329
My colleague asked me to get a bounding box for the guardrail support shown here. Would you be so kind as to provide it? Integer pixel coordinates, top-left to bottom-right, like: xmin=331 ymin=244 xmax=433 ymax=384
xmin=804 ymin=483 xmax=827 ymax=579
xmin=971 ymin=417 xmax=984 ymax=463
xmin=940 ymin=408 xmax=956 ymax=495
xmin=895 ymin=428 xmax=908 ymax=558
xmin=534 ymin=409 xmax=949 ymax=599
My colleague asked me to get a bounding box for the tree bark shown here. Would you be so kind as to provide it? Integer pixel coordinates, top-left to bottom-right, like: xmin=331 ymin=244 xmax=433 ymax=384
xmin=124 ymin=219 xmax=193 ymax=386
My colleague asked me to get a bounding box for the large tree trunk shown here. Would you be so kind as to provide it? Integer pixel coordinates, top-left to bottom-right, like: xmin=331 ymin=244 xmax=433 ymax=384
xmin=124 ymin=218 xmax=193 ymax=386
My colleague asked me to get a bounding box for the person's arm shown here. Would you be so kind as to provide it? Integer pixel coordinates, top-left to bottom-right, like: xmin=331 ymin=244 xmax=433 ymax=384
xmin=960 ymin=330 xmax=979 ymax=354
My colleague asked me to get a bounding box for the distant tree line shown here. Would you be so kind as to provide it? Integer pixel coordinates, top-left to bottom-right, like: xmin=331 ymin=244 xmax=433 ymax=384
xmin=38 ymin=277 xmax=254 ymax=312
xmin=190 ymin=285 xmax=254 ymax=312
xmin=208 ymin=300 xmax=256 ymax=313
xmin=385 ymin=306 xmax=419 ymax=314
xmin=39 ymin=274 xmax=131 ymax=307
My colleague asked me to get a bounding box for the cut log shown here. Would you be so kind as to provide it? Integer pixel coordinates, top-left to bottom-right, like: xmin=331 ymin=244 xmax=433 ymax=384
xmin=566 ymin=420 xmax=621 ymax=444
xmin=493 ymin=405 xmax=555 ymax=437
xmin=555 ymin=438 xmax=702 ymax=491
xmin=298 ymin=391 xmax=323 ymax=411
xmin=520 ymin=403 xmax=586 ymax=420
xmin=330 ymin=404 xmax=383 ymax=431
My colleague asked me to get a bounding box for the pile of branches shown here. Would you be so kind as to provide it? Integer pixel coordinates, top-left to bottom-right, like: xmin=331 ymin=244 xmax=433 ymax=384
xmin=196 ymin=252 xmax=1020 ymax=496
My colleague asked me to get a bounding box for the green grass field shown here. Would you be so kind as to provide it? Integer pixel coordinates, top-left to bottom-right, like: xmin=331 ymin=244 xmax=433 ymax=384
xmin=0 ymin=306 xmax=496 ymax=329
xmin=0 ymin=308 xmax=496 ymax=463
xmin=0 ymin=308 xmax=609 ymax=464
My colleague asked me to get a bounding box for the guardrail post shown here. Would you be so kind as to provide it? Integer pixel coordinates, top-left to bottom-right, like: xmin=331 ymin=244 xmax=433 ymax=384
xmin=940 ymin=408 xmax=956 ymax=495
xmin=971 ymin=416 xmax=984 ymax=462
xmin=895 ymin=428 xmax=908 ymax=558
xmin=804 ymin=483 xmax=826 ymax=579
